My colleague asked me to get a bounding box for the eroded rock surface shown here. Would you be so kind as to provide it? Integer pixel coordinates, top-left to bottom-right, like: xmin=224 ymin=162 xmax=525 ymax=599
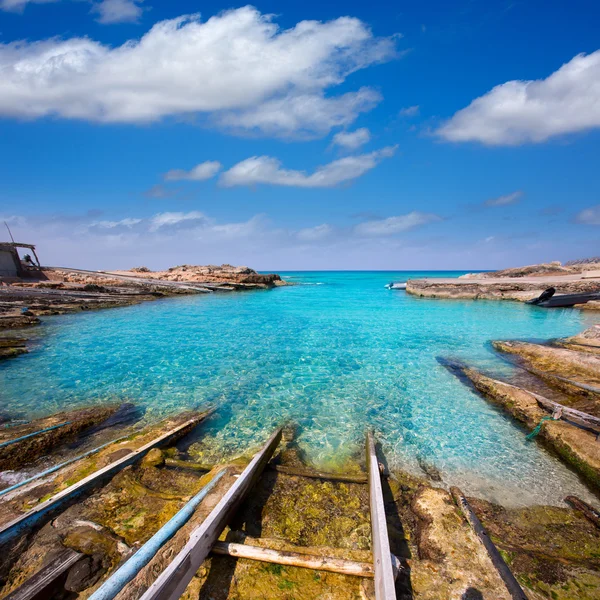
xmin=493 ymin=340 xmax=600 ymax=391
xmin=410 ymin=486 xmax=511 ymax=599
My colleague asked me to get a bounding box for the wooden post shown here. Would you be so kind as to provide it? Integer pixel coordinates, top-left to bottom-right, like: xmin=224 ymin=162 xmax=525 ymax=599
xmin=139 ymin=427 xmax=283 ymax=600
xmin=366 ymin=432 xmax=397 ymax=600
xmin=450 ymin=487 xmax=528 ymax=600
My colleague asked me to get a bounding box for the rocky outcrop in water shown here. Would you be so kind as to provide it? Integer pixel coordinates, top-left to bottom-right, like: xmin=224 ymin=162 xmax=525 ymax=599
xmin=406 ymin=258 xmax=600 ymax=307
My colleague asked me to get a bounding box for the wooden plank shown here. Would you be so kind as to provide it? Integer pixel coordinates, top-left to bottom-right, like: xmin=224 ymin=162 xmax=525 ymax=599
xmin=212 ymin=541 xmax=375 ymax=577
xmin=139 ymin=427 xmax=283 ymax=600
xmin=4 ymin=548 xmax=82 ymax=600
xmin=366 ymin=432 xmax=396 ymax=600
xmin=0 ymin=415 xmax=206 ymax=546
xmin=450 ymin=487 xmax=528 ymax=600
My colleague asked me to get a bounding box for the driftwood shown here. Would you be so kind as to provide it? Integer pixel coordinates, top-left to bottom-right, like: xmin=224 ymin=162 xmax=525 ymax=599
xmin=212 ymin=541 xmax=376 ymax=577
xmin=4 ymin=548 xmax=83 ymax=600
xmin=451 ymin=487 xmax=528 ymax=600
xmin=367 ymin=432 xmax=397 ymax=600
xmin=565 ymin=495 xmax=600 ymax=529
xmin=139 ymin=427 xmax=283 ymax=600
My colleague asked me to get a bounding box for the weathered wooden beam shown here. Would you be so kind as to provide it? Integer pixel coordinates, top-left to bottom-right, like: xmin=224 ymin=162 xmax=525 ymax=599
xmin=501 ymin=380 xmax=600 ymax=433
xmin=565 ymin=495 xmax=600 ymax=529
xmin=268 ymin=464 xmax=369 ymax=484
xmin=0 ymin=415 xmax=206 ymax=546
xmin=450 ymin=487 xmax=528 ymax=600
xmin=139 ymin=427 xmax=283 ymax=600
xmin=4 ymin=548 xmax=83 ymax=600
xmin=212 ymin=541 xmax=375 ymax=577
xmin=366 ymin=432 xmax=397 ymax=600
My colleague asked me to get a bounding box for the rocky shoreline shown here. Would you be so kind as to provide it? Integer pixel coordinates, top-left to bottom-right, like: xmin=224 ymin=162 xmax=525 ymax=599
xmin=406 ymin=259 xmax=600 ymax=308
xmin=0 ymin=263 xmax=285 ymax=359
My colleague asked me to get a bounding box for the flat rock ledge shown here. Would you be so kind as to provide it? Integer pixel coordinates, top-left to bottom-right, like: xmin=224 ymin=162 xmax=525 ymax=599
xmin=406 ymin=278 xmax=600 ymax=307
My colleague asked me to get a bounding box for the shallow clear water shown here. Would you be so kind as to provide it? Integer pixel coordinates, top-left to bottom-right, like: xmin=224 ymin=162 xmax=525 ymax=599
xmin=1 ymin=271 xmax=598 ymax=506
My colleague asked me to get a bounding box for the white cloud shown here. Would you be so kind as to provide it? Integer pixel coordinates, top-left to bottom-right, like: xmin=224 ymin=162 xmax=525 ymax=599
xmin=399 ymin=105 xmax=419 ymax=117
xmin=332 ymin=127 xmax=371 ymax=150
xmin=91 ymin=218 xmax=142 ymax=229
xmin=484 ymin=190 xmax=523 ymax=207
xmin=354 ymin=212 xmax=441 ymax=236
xmin=149 ymin=211 xmax=207 ymax=232
xmin=92 ymin=0 xmax=144 ymax=24
xmin=220 ymin=146 xmax=397 ymax=188
xmin=297 ymin=224 xmax=333 ymax=241
xmin=0 ymin=0 xmax=57 ymax=12
xmin=0 ymin=7 xmax=397 ymax=138
xmin=437 ymin=50 xmax=600 ymax=145
xmin=575 ymin=205 xmax=600 ymax=225
xmin=164 ymin=161 xmax=222 ymax=182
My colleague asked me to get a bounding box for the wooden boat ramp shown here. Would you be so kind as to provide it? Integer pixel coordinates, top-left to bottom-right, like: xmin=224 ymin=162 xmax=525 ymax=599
xmin=0 ymin=413 xmax=412 ymax=600
xmin=0 ymin=398 xmax=544 ymax=600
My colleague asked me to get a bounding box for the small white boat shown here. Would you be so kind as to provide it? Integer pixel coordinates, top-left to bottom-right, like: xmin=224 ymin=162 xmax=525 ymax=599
xmin=384 ymin=282 xmax=406 ymax=290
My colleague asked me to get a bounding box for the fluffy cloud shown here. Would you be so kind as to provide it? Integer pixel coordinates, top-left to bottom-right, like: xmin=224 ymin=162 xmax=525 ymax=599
xmin=332 ymin=127 xmax=371 ymax=149
xmin=92 ymin=0 xmax=144 ymax=24
xmin=437 ymin=50 xmax=600 ymax=145
xmin=220 ymin=146 xmax=397 ymax=188
xmin=354 ymin=212 xmax=441 ymax=236
xmin=0 ymin=7 xmax=397 ymax=138
xmin=484 ymin=190 xmax=523 ymax=207
xmin=574 ymin=205 xmax=600 ymax=225
xmin=163 ymin=161 xmax=222 ymax=182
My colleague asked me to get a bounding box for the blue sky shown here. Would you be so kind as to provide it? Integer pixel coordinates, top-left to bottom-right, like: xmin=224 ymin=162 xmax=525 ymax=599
xmin=0 ymin=0 xmax=599 ymax=270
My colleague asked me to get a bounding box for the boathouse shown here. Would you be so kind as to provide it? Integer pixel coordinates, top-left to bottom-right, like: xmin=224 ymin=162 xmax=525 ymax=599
xmin=0 ymin=242 xmax=42 ymax=279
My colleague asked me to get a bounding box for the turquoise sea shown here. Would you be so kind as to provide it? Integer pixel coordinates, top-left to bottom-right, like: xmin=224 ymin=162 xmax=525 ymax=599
xmin=0 ymin=271 xmax=598 ymax=506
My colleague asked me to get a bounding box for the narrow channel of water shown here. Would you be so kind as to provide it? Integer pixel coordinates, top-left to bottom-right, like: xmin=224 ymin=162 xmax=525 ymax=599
xmin=0 ymin=271 xmax=597 ymax=506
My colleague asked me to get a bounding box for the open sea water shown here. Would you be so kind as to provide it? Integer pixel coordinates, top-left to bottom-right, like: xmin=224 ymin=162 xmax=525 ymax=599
xmin=1 ymin=271 xmax=598 ymax=506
